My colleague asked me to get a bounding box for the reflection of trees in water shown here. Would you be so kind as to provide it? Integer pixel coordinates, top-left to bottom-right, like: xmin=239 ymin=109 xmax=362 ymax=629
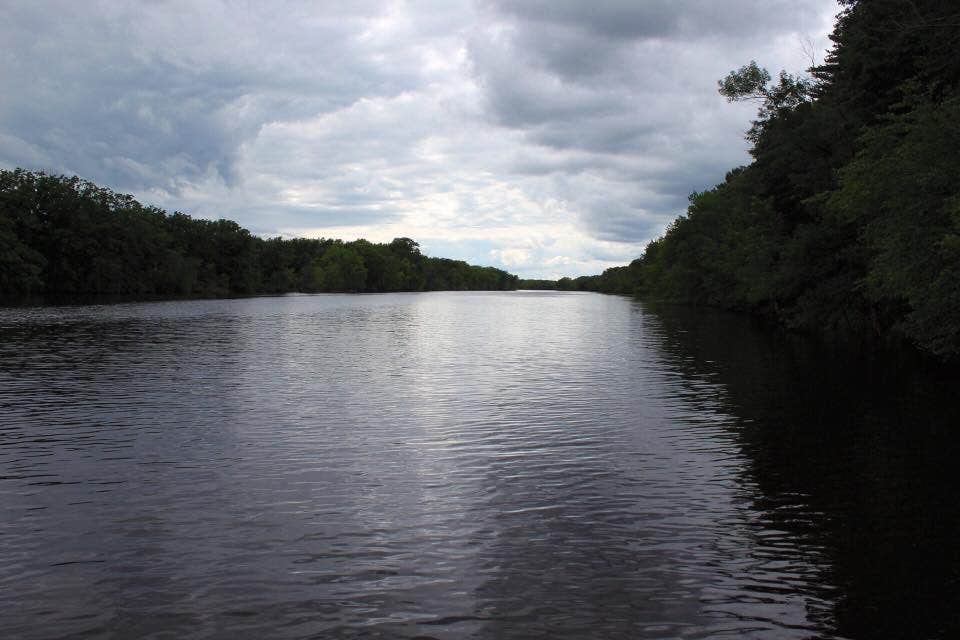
xmin=465 ymin=430 xmax=708 ymax=639
xmin=643 ymin=302 xmax=960 ymax=639
xmin=457 ymin=300 xmax=819 ymax=639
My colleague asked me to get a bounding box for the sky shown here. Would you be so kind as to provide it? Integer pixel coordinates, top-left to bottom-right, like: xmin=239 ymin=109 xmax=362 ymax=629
xmin=1 ymin=0 xmax=839 ymax=279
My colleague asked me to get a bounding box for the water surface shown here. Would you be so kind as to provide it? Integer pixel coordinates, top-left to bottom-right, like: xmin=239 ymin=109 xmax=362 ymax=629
xmin=1 ymin=292 xmax=958 ymax=639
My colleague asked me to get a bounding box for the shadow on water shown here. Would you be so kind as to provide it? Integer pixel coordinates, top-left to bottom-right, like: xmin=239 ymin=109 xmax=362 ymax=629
xmin=639 ymin=302 xmax=960 ymax=639
xmin=0 ymin=303 xmax=256 ymax=638
xmin=453 ymin=295 xmax=845 ymax=640
xmin=3 ymin=293 xmax=959 ymax=639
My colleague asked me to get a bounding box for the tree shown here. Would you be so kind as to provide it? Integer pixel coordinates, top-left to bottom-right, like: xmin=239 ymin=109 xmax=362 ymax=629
xmin=319 ymin=243 xmax=368 ymax=292
xmin=0 ymin=216 xmax=45 ymax=296
xmin=719 ymin=61 xmax=813 ymax=142
xmin=0 ymin=169 xmax=520 ymax=300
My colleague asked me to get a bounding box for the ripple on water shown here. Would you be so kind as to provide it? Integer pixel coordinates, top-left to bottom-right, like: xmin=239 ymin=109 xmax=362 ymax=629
xmin=2 ymin=292 xmax=932 ymax=639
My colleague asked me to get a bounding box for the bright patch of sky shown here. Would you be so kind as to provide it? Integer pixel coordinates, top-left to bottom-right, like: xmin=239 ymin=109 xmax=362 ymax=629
xmin=1 ymin=0 xmax=838 ymax=278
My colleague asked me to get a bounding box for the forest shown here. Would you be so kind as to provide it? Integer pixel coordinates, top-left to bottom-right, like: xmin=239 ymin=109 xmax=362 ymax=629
xmin=3 ymin=0 xmax=957 ymax=361
xmin=0 ymin=169 xmax=518 ymax=300
xmin=571 ymin=0 xmax=960 ymax=360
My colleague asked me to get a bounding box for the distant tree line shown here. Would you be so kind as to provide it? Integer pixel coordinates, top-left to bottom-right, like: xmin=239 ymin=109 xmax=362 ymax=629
xmin=568 ymin=0 xmax=960 ymax=360
xmin=0 ymin=169 xmax=518 ymax=300
xmin=517 ymin=279 xmax=558 ymax=290
xmin=517 ymin=277 xmax=620 ymax=291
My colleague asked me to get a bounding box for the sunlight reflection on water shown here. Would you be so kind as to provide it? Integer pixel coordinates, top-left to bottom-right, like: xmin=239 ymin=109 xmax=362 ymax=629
xmin=2 ymin=291 xmax=957 ymax=639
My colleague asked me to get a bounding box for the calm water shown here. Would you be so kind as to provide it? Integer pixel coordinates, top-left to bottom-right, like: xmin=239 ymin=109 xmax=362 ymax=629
xmin=1 ymin=292 xmax=958 ymax=639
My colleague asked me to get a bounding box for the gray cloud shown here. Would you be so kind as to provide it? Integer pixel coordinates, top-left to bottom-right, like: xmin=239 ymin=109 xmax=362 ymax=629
xmin=1 ymin=1 xmax=429 ymax=191
xmin=466 ymin=0 xmax=835 ymax=245
xmin=485 ymin=0 xmax=827 ymax=43
xmin=1 ymin=0 xmax=838 ymax=278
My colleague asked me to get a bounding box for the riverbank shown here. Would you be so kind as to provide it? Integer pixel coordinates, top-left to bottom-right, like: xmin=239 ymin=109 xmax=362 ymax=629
xmin=0 ymin=169 xmax=518 ymax=301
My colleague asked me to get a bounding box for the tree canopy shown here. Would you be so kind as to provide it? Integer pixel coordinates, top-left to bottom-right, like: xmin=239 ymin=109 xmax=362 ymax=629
xmin=569 ymin=0 xmax=960 ymax=360
xmin=0 ymin=169 xmax=518 ymax=300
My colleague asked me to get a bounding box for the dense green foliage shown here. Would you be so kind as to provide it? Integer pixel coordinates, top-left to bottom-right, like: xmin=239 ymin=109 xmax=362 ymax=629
xmin=517 ymin=279 xmax=559 ymax=290
xmin=0 ymin=169 xmax=518 ymax=299
xmin=576 ymin=0 xmax=960 ymax=359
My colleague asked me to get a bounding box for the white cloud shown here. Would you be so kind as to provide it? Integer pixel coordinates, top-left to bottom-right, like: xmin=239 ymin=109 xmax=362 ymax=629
xmin=0 ymin=0 xmax=839 ymax=278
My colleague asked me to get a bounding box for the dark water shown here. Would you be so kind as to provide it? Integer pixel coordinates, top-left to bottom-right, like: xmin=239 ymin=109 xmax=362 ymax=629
xmin=1 ymin=292 xmax=958 ymax=639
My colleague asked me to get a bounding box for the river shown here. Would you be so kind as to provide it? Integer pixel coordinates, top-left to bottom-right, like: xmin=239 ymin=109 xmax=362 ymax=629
xmin=1 ymin=291 xmax=957 ymax=639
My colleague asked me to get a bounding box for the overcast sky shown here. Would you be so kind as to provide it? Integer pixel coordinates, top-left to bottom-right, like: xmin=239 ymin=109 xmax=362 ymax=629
xmin=1 ymin=0 xmax=839 ymax=278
